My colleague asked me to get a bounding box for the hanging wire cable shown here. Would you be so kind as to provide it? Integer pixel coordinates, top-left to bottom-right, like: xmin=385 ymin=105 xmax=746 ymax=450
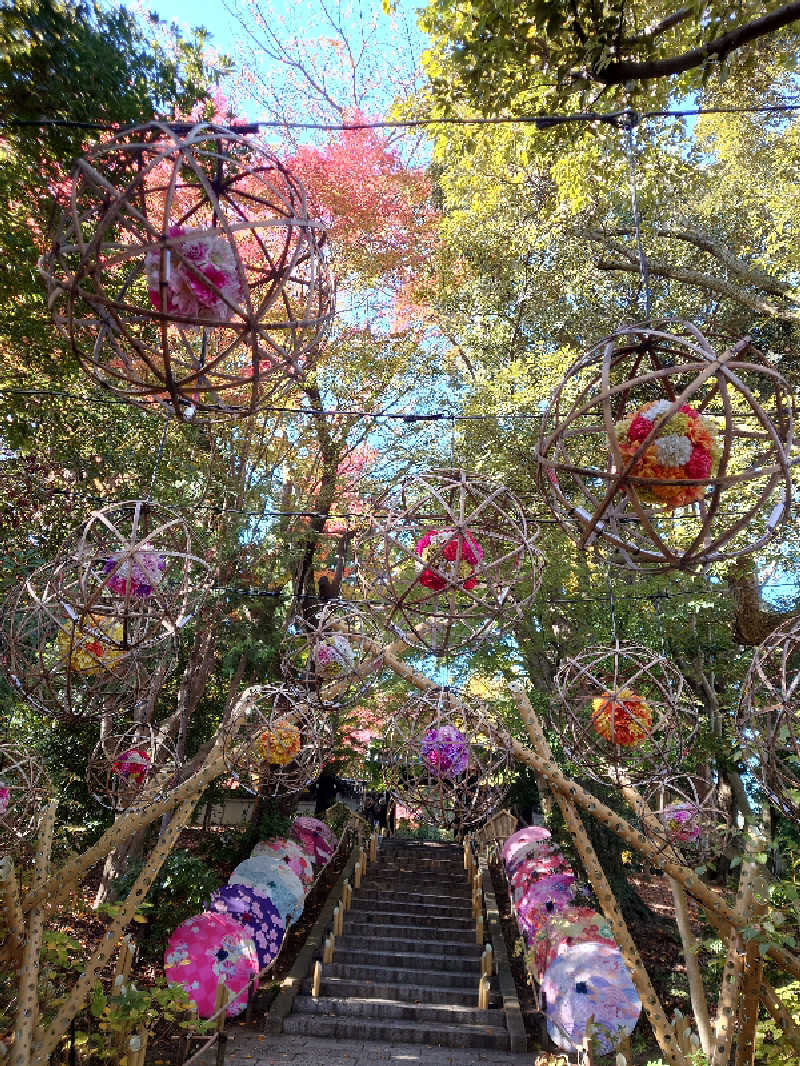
xmin=622 ymin=112 xmax=653 ymax=318
xmin=606 ymin=563 xmax=619 ymax=642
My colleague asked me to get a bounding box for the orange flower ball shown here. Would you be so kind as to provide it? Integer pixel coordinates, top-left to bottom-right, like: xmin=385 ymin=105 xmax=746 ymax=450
xmin=255 ymin=719 xmax=301 ymax=766
xmin=590 ymin=688 xmax=653 ymax=747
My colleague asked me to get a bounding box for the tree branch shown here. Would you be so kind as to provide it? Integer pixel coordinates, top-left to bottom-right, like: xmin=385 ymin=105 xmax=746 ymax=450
xmin=621 ymin=7 xmax=693 ymax=47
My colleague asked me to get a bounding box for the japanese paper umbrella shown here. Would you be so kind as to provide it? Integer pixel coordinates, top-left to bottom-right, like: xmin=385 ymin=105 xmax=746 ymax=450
xmin=208 ymin=883 xmax=285 ymax=971
xmin=511 ymin=854 xmax=573 ymax=905
xmin=502 ymin=826 xmax=551 ymax=867
xmin=164 ymin=912 xmax=258 ymax=1018
xmin=229 ymin=858 xmax=305 ymax=925
xmin=506 ymin=837 xmax=559 ymax=877
xmin=293 ymin=815 xmax=337 ymax=850
xmin=290 ymin=820 xmax=336 ymax=864
xmin=529 ymin=906 xmax=616 ymax=980
xmin=517 ymin=873 xmax=577 ymax=939
xmin=252 ymin=838 xmax=313 ymax=887
xmin=541 ymin=941 xmax=641 ymax=1054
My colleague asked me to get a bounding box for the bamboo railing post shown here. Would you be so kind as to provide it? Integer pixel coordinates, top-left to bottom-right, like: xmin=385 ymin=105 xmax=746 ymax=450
xmin=312 ymin=961 xmax=322 ymax=998
xmin=343 ymin=881 xmax=352 ymax=911
xmin=214 ymin=981 xmax=228 ymax=1066
xmin=510 ymin=682 xmax=690 ymax=1066
xmin=478 ymin=975 xmax=490 ymax=1010
xmin=369 ymin=832 xmax=377 ymax=863
xmin=475 ymin=913 xmax=484 ymax=946
xmin=12 ymin=798 xmax=58 ymax=1066
xmin=353 ymin=857 xmax=362 ymax=889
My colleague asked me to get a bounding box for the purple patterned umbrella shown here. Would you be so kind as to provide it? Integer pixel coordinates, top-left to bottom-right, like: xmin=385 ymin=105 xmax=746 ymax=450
xmin=502 ymin=826 xmax=551 ymax=867
xmin=541 ymin=941 xmax=641 ymax=1054
xmin=208 ymin=883 xmax=285 ymax=971
xmin=421 ymin=725 xmax=469 ymax=778
xmin=511 ymin=854 xmax=573 ymax=905
xmin=517 ymin=873 xmax=577 ymax=940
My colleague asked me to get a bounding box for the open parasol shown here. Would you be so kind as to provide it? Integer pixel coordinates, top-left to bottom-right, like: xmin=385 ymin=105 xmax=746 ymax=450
xmin=229 ymin=857 xmax=305 ymax=925
xmin=528 ymin=906 xmax=616 ymax=980
xmin=502 ymin=826 xmax=551 ymax=867
xmin=208 ymin=883 xmax=285 ymax=971
xmin=516 ymin=872 xmax=577 ymax=940
xmin=164 ymin=912 xmax=258 ymax=1018
xmin=252 ymin=838 xmax=314 ymax=887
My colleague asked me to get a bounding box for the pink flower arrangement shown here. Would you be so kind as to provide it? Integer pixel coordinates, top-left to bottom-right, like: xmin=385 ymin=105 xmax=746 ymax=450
xmin=112 ymin=747 xmax=151 ymax=785
xmin=421 ymin=725 xmax=469 ymax=778
xmin=415 ymin=529 xmax=484 ymax=592
xmin=0 ymin=782 xmax=9 ymax=816
xmin=661 ymin=802 xmax=701 ymax=843
xmin=103 ymin=550 xmax=165 ymax=599
xmin=146 ymin=226 xmax=243 ymax=322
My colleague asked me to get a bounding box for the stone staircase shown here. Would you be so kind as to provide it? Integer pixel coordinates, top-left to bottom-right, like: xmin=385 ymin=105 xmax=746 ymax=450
xmin=285 ymin=838 xmax=514 ymax=1049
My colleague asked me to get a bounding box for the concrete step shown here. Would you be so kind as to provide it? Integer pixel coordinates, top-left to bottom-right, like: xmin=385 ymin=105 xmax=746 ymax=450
xmin=371 ymin=863 xmax=467 ymax=878
xmin=335 ymin=934 xmax=482 ymax=958
xmin=331 ymin=947 xmax=482 ymax=974
xmin=292 ymin=994 xmax=505 ymax=1027
xmin=347 ymin=905 xmax=476 ymax=927
xmin=300 ymin=975 xmax=500 ymax=1008
xmin=342 ymin=920 xmax=482 ymax=942
xmin=325 ymin=961 xmax=483 ymax=990
xmin=283 ymin=1012 xmax=510 ymax=1049
xmin=356 ymin=887 xmax=473 ymax=908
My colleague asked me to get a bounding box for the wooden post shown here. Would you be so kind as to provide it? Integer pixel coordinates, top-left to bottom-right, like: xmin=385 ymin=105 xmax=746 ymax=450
xmin=112 ymin=935 xmax=135 ymax=987
xmin=323 ymin=936 xmax=334 ymax=964
xmin=369 ymin=833 xmax=377 ymax=862
xmin=354 ymin=858 xmax=362 ymax=889
xmin=478 ymin=975 xmax=490 ymax=1010
xmin=359 ymin=845 xmax=367 ymax=871
xmin=333 ymin=904 xmax=341 ymax=938
xmin=475 ymin=913 xmax=484 ymax=946
xmin=244 ymin=973 xmax=257 ymax=1026
xmin=483 ymin=944 xmax=493 ymax=976
xmin=312 ymin=961 xmax=322 ymax=998
xmin=510 ymin=682 xmax=691 ymax=1066
xmin=343 ymin=881 xmax=352 ymax=911
xmin=12 ymin=798 xmax=58 ymax=1066
xmin=127 ymin=1031 xmax=148 ymax=1066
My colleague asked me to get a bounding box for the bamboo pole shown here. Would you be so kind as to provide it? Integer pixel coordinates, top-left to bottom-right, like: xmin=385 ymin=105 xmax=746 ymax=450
xmin=475 ymin=913 xmax=484 ymax=946
xmin=312 ymin=961 xmax=322 ymax=998
xmin=478 ymin=975 xmax=490 ymax=1010
xmin=343 ymin=881 xmax=352 ymax=911
xmin=735 ymin=900 xmax=766 ymax=1066
xmin=760 ymin=981 xmax=800 ymax=1054
xmin=354 ymin=858 xmax=362 ymax=889
xmin=510 ymin=682 xmax=690 ymax=1066
xmin=0 ymin=854 xmax=25 ymax=965
xmin=11 ymin=799 xmax=58 ymax=1066
xmin=369 ymin=833 xmax=377 ymax=862
xmin=31 ymin=795 xmax=197 ymax=1064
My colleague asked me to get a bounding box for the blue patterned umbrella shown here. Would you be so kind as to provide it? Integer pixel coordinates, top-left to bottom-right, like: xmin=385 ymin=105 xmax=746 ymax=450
xmin=208 ymin=883 xmax=285 ymax=971
xmin=229 ymin=858 xmax=304 ymax=925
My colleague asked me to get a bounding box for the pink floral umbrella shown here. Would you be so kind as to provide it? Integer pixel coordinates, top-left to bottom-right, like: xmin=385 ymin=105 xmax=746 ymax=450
xmin=502 ymin=826 xmax=551 ymax=867
xmin=290 ymin=818 xmax=336 ymax=864
xmin=252 ymin=838 xmax=314 ymax=887
xmin=510 ymin=854 xmax=573 ymax=905
xmin=517 ymin=873 xmax=577 ymax=940
xmin=164 ymin=912 xmax=258 ymax=1018
xmin=292 ymin=815 xmax=337 ymax=850
xmin=541 ymin=941 xmax=641 ymax=1054
xmin=506 ymin=838 xmax=559 ymax=878
xmin=528 ymin=907 xmax=616 ymax=980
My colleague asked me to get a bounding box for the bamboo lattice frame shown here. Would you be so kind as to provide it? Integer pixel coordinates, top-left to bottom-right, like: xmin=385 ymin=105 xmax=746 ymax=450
xmin=737 ymin=616 xmax=800 ymax=823
xmin=536 ymin=320 xmax=795 ymax=572
xmin=222 ymin=683 xmax=333 ymax=797
xmin=381 ymin=685 xmax=511 ymax=831
xmin=638 ymin=774 xmax=734 ymax=863
xmin=357 ymin=468 xmax=545 ymax=655
xmin=0 ymin=743 xmax=52 ymax=849
xmin=548 ymin=641 xmax=699 ymax=787
xmin=85 ymin=723 xmax=179 ymax=812
xmin=39 ymin=122 xmax=335 ymax=420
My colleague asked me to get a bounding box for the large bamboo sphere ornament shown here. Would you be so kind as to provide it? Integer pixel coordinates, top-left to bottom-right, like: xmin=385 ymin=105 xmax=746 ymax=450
xmin=223 ymin=684 xmax=332 ymax=798
xmin=638 ymin=775 xmax=732 ymax=861
xmin=1 ymin=564 xmax=172 ymax=721
xmin=548 ymin=642 xmax=698 ymax=786
xmin=737 ymin=617 xmax=800 ymax=822
xmin=281 ymin=599 xmax=384 ymax=701
xmin=40 ymin=122 xmax=335 ymax=420
xmin=536 ymin=321 xmax=795 ymax=572
xmin=357 ymin=469 xmax=545 ymax=655
xmin=86 ymin=724 xmax=179 ymax=811
xmin=0 ymin=742 xmax=52 ymax=847
xmin=382 ymin=686 xmax=511 ymax=831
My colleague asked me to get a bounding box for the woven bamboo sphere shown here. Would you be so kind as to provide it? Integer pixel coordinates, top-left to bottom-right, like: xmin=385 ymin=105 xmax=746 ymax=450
xmin=356 ymin=468 xmax=545 ymax=656
xmin=40 ymin=122 xmax=335 ymax=420
xmin=737 ymin=616 xmax=800 ymax=822
xmin=381 ymin=686 xmax=511 ymax=831
xmin=86 ymin=724 xmax=179 ymax=811
xmin=548 ymin=642 xmax=698 ymax=787
xmin=222 ymin=683 xmax=333 ymax=798
xmin=638 ymin=775 xmax=732 ymax=861
xmin=536 ymin=320 xmax=795 ymax=572
xmin=1 ymin=560 xmax=174 ymax=721
xmin=0 ymin=742 xmax=52 ymax=847
xmin=281 ymin=599 xmax=384 ymax=701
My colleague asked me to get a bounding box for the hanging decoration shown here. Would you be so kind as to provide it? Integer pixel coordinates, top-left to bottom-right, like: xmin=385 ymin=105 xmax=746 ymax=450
xmin=0 ymin=742 xmax=52 ymax=847
xmin=548 ymin=641 xmax=698 ymax=786
xmin=164 ymin=912 xmax=258 ymax=1018
xmin=85 ymin=724 xmax=178 ymax=811
xmin=222 ymin=684 xmax=331 ymax=798
xmin=281 ymin=600 xmax=383 ymax=700
xmin=737 ymin=616 xmax=800 ymax=823
xmin=637 ymin=775 xmax=732 ymax=860
xmin=536 ymin=321 xmax=795 ymax=572
xmin=357 ymin=468 xmax=545 ymax=655
xmin=382 ymin=686 xmax=510 ymax=831
xmin=40 ymin=122 xmax=335 ymax=421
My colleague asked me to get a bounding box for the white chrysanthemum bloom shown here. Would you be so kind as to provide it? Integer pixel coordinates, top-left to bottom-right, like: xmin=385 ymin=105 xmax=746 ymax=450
xmin=208 ymin=236 xmax=237 ymax=275
xmin=655 ymin=434 xmax=692 ymax=467
xmin=645 ymin=399 xmax=675 ymax=422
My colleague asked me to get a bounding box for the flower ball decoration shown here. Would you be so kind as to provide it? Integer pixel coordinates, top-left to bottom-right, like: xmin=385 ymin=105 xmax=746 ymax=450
xmin=164 ymin=912 xmax=258 ymax=1018
xmin=281 ymin=600 xmax=383 ymax=701
xmin=357 ymin=468 xmax=545 ymax=656
xmin=86 ymin=725 xmax=178 ymax=811
xmin=0 ymin=742 xmax=52 ymax=847
xmin=536 ymin=320 xmax=795 ymax=572
xmin=223 ymin=684 xmax=331 ymax=798
xmin=548 ymin=642 xmax=698 ymax=786
xmin=737 ymin=616 xmax=800 ymax=824
xmin=382 ymin=686 xmax=511 ymax=831
xmin=40 ymin=122 xmax=334 ymax=421
xmin=1 ymin=565 xmax=169 ymax=721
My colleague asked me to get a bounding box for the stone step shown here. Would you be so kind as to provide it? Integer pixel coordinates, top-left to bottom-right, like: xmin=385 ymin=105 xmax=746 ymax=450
xmin=342 ymin=920 xmax=482 ymax=943
xmin=379 ymin=841 xmax=461 ymax=853
xmin=371 ymin=862 xmax=467 ymax=877
xmin=355 ymin=887 xmax=473 ymax=908
xmin=300 ymin=974 xmax=500 ymax=1009
xmin=347 ymin=905 xmax=476 ymax=928
xmin=283 ymin=1012 xmax=510 ymax=1050
xmin=331 ymin=947 xmax=482 ymax=974
xmin=335 ymin=934 xmax=482 ymax=958
xmin=292 ymin=994 xmax=505 ymax=1028
xmin=326 ymin=961 xmax=483 ymax=990
xmin=363 ymin=879 xmax=472 ymax=897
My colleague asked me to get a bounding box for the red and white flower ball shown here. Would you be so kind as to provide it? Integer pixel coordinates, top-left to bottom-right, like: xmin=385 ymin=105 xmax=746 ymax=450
xmin=415 ymin=529 xmax=484 ymax=592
